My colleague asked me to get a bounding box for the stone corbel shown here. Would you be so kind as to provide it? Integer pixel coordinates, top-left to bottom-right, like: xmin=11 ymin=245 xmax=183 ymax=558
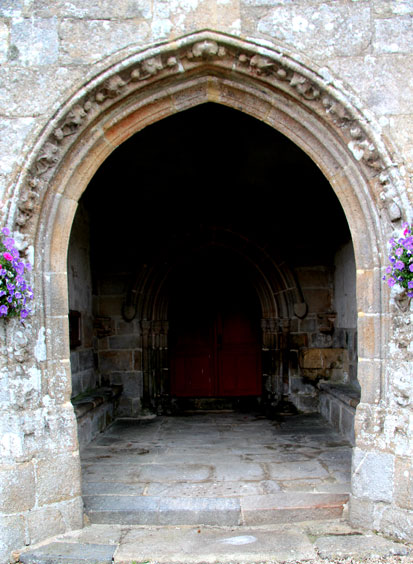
xmin=317 ymin=313 xmax=336 ymax=334
xmin=122 ymin=290 xmax=138 ymax=322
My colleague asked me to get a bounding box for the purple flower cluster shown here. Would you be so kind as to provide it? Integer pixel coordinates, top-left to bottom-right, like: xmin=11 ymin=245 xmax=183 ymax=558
xmin=0 ymin=227 xmax=33 ymax=322
xmin=383 ymin=223 xmax=413 ymax=298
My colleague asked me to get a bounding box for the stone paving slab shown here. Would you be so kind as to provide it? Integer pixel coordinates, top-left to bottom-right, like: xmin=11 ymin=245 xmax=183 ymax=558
xmin=80 ymin=447 xmax=164 ymax=464
xmin=318 ymin=447 xmax=353 ymax=462
xmin=82 ymin=482 xmax=146 ymax=496
xmin=267 ymin=459 xmax=330 ymax=480
xmin=157 ymin=452 xmax=245 ymax=464
xmin=331 ymin=470 xmax=352 ymax=483
xmin=278 ymin=479 xmax=325 ymax=492
xmin=315 ymin=534 xmax=410 ymax=559
xmin=138 ymin=463 xmax=213 ymax=482
xmin=113 ymin=524 xmax=317 ymax=563
xmin=231 ymin=444 xmax=321 ymax=455
xmin=145 ymin=480 xmax=264 ymax=497
xmin=261 ymin=479 xmax=282 ymax=493
xmin=241 ymin=450 xmax=314 ymax=462
xmin=309 ymin=481 xmax=351 ymax=494
xmin=213 ymin=461 xmax=266 ymax=481
xmin=82 ymin=464 xmax=142 ymax=483
xmin=19 ymin=542 xmax=116 ymax=564
xmin=56 ymin=524 xmax=123 ymax=545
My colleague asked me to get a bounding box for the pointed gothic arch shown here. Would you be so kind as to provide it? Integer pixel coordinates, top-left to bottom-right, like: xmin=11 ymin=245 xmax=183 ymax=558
xmin=5 ymin=31 xmax=409 ymax=533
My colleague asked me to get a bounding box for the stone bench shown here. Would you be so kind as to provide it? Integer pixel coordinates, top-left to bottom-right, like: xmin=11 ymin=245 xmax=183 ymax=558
xmin=318 ymin=382 xmax=360 ymax=445
xmin=72 ymin=385 xmax=122 ymax=448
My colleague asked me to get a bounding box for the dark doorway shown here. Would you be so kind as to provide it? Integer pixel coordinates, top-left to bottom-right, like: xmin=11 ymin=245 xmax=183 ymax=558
xmin=169 ymin=250 xmax=262 ymax=398
xmin=74 ymin=102 xmax=355 ymax=418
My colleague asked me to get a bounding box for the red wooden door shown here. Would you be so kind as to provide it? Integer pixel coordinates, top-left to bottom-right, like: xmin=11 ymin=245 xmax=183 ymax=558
xmin=170 ymin=302 xmax=215 ymax=397
xmin=170 ymin=278 xmax=261 ymax=397
xmin=217 ymin=308 xmax=261 ymax=396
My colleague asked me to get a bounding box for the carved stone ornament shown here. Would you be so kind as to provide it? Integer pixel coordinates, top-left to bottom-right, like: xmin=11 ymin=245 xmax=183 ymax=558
xmin=54 ymin=103 xmax=92 ymax=140
xmin=13 ymin=31 xmax=405 ymax=234
xmin=394 ymin=290 xmax=412 ymax=313
xmin=34 ymin=142 xmax=59 ymax=176
xmin=294 ymin=302 xmax=308 ymax=319
xmin=317 ymin=313 xmax=336 ymax=334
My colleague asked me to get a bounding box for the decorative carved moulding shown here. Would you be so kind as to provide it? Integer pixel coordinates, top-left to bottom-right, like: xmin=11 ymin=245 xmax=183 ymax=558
xmin=13 ymin=31 xmax=404 ymax=233
xmin=394 ymin=290 xmax=412 ymax=313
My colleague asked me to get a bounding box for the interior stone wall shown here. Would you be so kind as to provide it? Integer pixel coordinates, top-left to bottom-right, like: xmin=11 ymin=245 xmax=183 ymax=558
xmin=0 ymin=2 xmax=412 ymax=561
xmin=95 ymin=274 xmax=144 ymax=417
xmin=333 ymin=240 xmax=358 ymax=389
xmin=67 ymin=202 xmax=96 ymax=398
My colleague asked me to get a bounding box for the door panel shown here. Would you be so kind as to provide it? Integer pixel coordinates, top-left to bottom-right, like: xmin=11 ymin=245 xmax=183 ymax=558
xmin=217 ymin=308 xmax=261 ymax=396
xmin=219 ymin=348 xmax=261 ymax=396
xmin=172 ymin=350 xmax=213 ymax=396
xmin=171 ymin=304 xmax=261 ymax=397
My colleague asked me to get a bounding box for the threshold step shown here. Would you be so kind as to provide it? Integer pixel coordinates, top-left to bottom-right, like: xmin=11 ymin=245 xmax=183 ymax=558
xmin=84 ymin=496 xmax=241 ymax=526
xmin=17 ymin=522 xmax=410 ymax=564
xmin=83 ymin=492 xmax=349 ymax=526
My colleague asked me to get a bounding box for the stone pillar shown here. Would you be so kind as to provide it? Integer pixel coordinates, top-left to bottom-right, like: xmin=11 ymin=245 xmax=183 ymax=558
xmin=261 ymin=317 xmax=283 ymax=406
xmin=349 ymin=268 xmax=413 ymax=542
xmin=150 ymin=320 xmax=169 ymax=412
xmin=0 ymin=318 xmax=83 ymax=563
xmin=140 ymin=320 xmax=153 ymax=410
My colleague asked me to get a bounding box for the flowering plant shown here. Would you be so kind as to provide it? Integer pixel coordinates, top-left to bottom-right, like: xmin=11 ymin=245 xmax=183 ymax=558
xmin=383 ymin=223 xmax=413 ymax=298
xmin=0 ymin=227 xmax=33 ymax=321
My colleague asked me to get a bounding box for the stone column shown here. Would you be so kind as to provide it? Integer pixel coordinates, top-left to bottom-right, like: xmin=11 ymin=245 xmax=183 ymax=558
xmin=350 ymin=268 xmax=413 ymax=541
xmin=0 ymin=312 xmax=83 ymax=563
xmin=261 ymin=317 xmax=284 ymax=407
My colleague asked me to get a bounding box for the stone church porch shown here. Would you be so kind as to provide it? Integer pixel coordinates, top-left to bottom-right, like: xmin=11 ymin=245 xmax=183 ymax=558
xmin=1 ymin=12 xmax=412 ymax=560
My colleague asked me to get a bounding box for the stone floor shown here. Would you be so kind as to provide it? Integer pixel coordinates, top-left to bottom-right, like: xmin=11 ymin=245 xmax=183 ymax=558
xmin=15 ymin=413 xmax=413 ymax=563
xmin=17 ymin=521 xmax=413 ymax=564
xmin=80 ymin=412 xmax=352 ymax=526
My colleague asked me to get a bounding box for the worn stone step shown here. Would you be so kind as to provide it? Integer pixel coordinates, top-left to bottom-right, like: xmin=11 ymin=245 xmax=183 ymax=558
xmin=84 ymin=492 xmax=348 ymax=526
xmin=17 ymin=523 xmax=410 ymax=564
xmin=84 ymin=496 xmax=241 ymax=526
xmin=241 ymin=492 xmax=349 ymax=525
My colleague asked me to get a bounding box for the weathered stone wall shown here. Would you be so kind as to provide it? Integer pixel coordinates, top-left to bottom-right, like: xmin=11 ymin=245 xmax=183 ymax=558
xmin=1 ymin=0 xmax=412 ymax=196
xmin=67 ymin=202 xmax=96 ymax=398
xmin=316 ymin=240 xmax=359 ymax=442
xmin=333 ymin=240 xmax=358 ymax=387
xmin=95 ymin=308 xmax=143 ymax=418
xmin=289 ymin=256 xmax=356 ymax=413
xmin=0 ymin=1 xmax=412 ymax=561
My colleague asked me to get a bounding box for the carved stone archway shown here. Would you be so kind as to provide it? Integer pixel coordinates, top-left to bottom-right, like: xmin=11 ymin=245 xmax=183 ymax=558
xmin=120 ymin=225 xmax=307 ymax=411
xmin=5 ymin=31 xmax=409 ymax=540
